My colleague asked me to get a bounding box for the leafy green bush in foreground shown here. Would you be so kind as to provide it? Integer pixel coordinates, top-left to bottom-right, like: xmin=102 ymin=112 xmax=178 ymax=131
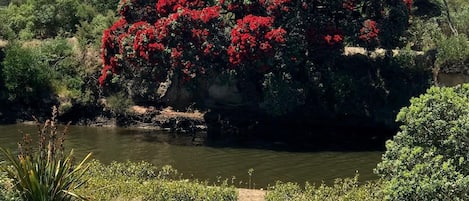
xmin=375 ymin=84 xmax=469 ymax=200
xmin=265 ymin=175 xmax=384 ymax=201
xmin=75 ymin=160 xmax=238 ymax=201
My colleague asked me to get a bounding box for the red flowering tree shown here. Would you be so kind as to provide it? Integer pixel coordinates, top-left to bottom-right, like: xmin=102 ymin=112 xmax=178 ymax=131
xmin=100 ymin=0 xmax=411 ymax=110
xmin=100 ymin=0 xmax=225 ymax=102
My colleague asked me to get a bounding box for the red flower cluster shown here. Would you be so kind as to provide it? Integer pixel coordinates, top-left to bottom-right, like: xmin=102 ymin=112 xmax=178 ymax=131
xmin=324 ymin=34 xmax=343 ymax=45
xmin=228 ymin=15 xmax=286 ymax=69
xmin=99 ymin=18 xmax=129 ymax=85
xmin=134 ymin=26 xmax=165 ymax=61
xmin=98 ymin=56 xmax=119 ymax=86
xmin=260 ymin=0 xmax=291 ymax=15
xmin=265 ymin=28 xmax=286 ymax=43
xmin=162 ymin=6 xmax=221 ymax=80
xmin=359 ymin=20 xmax=380 ymax=42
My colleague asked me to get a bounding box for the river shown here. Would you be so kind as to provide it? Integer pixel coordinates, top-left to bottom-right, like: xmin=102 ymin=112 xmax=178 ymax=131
xmin=0 ymin=124 xmax=382 ymax=188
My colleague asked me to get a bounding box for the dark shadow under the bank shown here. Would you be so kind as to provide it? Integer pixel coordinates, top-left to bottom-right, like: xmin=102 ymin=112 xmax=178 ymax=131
xmin=203 ymin=118 xmax=395 ymax=152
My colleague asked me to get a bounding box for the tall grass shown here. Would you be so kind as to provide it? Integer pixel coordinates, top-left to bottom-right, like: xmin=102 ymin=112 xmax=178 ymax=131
xmin=0 ymin=106 xmax=91 ymax=201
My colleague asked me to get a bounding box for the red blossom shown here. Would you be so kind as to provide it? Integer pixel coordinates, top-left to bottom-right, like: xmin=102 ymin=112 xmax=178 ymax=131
xmin=264 ymin=0 xmax=291 ymax=15
xmin=333 ymin=34 xmax=343 ymax=43
xmin=156 ymin=0 xmax=179 ymax=17
xmin=228 ymin=15 xmax=286 ymax=69
xmin=200 ymin=6 xmax=220 ymax=23
xmin=171 ymin=48 xmax=183 ymax=59
xmin=324 ymin=35 xmax=332 ymax=45
xmin=128 ymin=21 xmax=151 ymax=34
xmin=265 ymin=28 xmax=286 ymax=43
xmin=203 ymin=43 xmax=213 ymax=55
xmin=324 ymin=34 xmax=343 ymax=45
xmin=149 ymin=42 xmax=165 ymax=51
xmin=359 ymin=20 xmax=380 ymax=42
xmin=227 ymin=45 xmax=241 ymax=65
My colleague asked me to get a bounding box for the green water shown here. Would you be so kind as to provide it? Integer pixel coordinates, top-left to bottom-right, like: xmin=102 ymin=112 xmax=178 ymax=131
xmin=0 ymin=124 xmax=382 ymax=188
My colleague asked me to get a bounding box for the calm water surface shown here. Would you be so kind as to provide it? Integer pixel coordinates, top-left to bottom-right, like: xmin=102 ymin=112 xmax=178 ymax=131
xmin=0 ymin=124 xmax=382 ymax=188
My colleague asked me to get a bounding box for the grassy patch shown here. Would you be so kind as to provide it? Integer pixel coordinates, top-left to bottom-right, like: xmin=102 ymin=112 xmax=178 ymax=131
xmin=75 ymin=160 xmax=238 ymax=201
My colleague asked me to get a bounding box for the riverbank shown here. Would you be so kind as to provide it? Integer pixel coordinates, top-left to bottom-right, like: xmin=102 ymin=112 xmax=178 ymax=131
xmin=2 ymin=105 xmax=395 ymax=151
xmin=0 ymin=159 xmax=382 ymax=201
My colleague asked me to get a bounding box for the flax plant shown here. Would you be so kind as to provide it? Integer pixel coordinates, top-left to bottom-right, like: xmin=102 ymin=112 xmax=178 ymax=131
xmin=0 ymin=106 xmax=92 ymax=201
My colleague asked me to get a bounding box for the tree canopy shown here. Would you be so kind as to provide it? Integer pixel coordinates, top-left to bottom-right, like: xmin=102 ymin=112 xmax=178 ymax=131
xmin=99 ymin=0 xmax=412 ymax=106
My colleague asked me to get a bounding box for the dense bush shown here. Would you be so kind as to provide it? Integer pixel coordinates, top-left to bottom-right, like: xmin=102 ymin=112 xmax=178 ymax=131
xmin=0 ymin=0 xmax=118 ymax=40
xmin=265 ymin=175 xmax=384 ymax=201
xmin=0 ymin=2 xmax=35 ymax=40
xmin=75 ymin=160 xmax=238 ymax=201
xmin=375 ymin=84 xmax=469 ymax=200
xmin=75 ymin=11 xmax=118 ymax=49
xmin=39 ymin=38 xmax=97 ymax=109
xmin=1 ymin=42 xmax=51 ymax=103
xmin=82 ymin=0 xmax=119 ymax=13
xmin=404 ymin=0 xmax=469 ymax=51
xmin=0 ymin=38 xmax=96 ymax=108
xmin=104 ymin=92 xmax=135 ymax=115
xmin=436 ymin=34 xmax=469 ymax=73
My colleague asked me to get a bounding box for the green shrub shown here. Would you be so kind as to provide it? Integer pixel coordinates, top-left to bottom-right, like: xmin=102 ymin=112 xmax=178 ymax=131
xmin=105 ymin=92 xmax=135 ymax=115
xmin=0 ymin=0 xmax=115 ymax=39
xmin=436 ymin=34 xmax=469 ymax=72
xmin=447 ymin=0 xmax=469 ymax=36
xmin=75 ymin=11 xmax=117 ymax=49
xmin=0 ymin=10 xmax=15 ymax=40
xmin=266 ymin=175 xmax=384 ymax=201
xmin=1 ymin=42 xmax=51 ymax=103
xmin=403 ymin=0 xmax=468 ymax=52
xmin=375 ymin=84 xmax=469 ymax=201
xmin=75 ymin=160 xmax=238 ymax=201
xmin=0 ymin=2 xmax=34 ymax=40
xmin=39 ymin=38 xmax=84 ymax=101
xmin=0 ymin=107 xmax=92 ymax=201
xmin=82 ymin=0 xmax=119 ymax=13
xmin=1 ymin=37 xmax=99 ymax=109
